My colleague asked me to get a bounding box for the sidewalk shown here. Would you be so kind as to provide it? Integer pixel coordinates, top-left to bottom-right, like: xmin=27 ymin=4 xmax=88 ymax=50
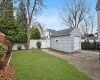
xmin=81 ymin=50 xmax=99 ymax=55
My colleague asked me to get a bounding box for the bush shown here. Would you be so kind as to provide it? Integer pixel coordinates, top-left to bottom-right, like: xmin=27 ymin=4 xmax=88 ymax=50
xmin=81 ymin=41 xmax=99 ymax=50
xmin=37 ymin=41 xmax=41 ymax=49
xmin=0 ymin=42 xmax=8 ymax=58
xmin=17 ymin=45 xmax=22 ymax=50
xmin=31 ymin=28 xmax=41 ymax=39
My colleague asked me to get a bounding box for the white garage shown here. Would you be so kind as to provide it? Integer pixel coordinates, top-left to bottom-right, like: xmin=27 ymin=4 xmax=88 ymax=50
xmin=50 ymin=27 xmax=81 ymax=53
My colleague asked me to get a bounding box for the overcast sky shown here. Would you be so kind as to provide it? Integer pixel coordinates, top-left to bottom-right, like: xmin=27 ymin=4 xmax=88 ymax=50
xmin=36 ymin=0 xmax=98 ymax=32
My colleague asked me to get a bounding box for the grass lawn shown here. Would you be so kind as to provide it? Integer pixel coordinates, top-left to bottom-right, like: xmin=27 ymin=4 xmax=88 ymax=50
xmin=12 ymin=50 xmax=92 ymax=80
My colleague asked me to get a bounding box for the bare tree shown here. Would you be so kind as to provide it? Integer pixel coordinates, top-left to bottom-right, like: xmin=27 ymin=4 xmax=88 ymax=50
xmin=83 ymin=17 xmax=90 ymax=39
xmin=82 ymin=15 xmax=96 ymax=38
xmin=60 ymin=0 xmax=90 ymax=28
xmin=19 ymin=0 xmax=45 ymax=49
xmin=89 ymin=16 xmax=96 ymax=34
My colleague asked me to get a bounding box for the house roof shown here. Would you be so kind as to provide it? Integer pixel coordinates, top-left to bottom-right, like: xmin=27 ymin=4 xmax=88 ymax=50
xmin=96 ymin=0 xmax=100 ymax=11
xmin=51 ymin=27 xmax=75 ymax=37
xmin=46 ymin=29 xmax=56 ymax=33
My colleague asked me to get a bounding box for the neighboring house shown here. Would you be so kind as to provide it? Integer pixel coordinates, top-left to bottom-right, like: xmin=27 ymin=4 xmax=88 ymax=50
xmin=50 ymin=27 xmax=81 ymax=53
xmin=32 ymin=22 xmax=45 ymax=38
xmin=45 ymin=29 xmax=56 ymax=39
xmin=32 ymin=23 xmax=56 ymax=39
xmin=96 ymin=0 xmax=100 ymax=41
xmin=0 ymin=32 xmax=5 ymax=42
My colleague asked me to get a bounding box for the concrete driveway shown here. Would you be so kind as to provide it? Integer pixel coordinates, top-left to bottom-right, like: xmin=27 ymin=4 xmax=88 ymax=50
xmin=42 ymin=49 xmax=100 ymax=80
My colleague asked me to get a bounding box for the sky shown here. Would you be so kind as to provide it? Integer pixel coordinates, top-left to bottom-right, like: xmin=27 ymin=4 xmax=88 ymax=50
xmin=36 ymin=0 xmax=98 ymax=31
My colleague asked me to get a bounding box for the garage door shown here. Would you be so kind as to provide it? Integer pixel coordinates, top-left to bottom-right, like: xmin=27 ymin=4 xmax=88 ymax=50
xmin=74 ymin=37 xmax=80 ymax=51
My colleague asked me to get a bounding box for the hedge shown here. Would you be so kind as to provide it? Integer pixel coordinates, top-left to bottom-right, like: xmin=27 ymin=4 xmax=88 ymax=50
xmin=0 ymin=42 xmax=8 ymax=59
xmin=81 ymin=41 xmax=100 ymax=50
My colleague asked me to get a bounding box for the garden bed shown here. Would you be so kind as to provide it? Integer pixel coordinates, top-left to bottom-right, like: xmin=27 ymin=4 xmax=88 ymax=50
xmin=0 ymin=53 xmax=15 ymax=80
xmin=0 ymin=64 xmax=15 ymax=80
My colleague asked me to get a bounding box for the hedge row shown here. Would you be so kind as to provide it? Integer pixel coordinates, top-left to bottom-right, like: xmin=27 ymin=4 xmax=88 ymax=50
xmin=0 ymin=42 xmax=8 ymax=59
xmin=81 ymin=41 xmax=100 ymax=50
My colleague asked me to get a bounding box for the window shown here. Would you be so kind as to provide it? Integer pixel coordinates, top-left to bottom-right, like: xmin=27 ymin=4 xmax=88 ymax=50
xmin=55 ymin=39 xmax=59 ymax=43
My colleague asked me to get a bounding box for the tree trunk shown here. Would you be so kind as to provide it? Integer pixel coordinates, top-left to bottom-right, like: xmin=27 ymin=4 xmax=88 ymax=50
xmin=7 ymin=43 xmax=13 ymax=55
xmin=26 ymin=24 xmax=30 ymax=50
xmin=4 ymin=40 xmax=13 ymax=55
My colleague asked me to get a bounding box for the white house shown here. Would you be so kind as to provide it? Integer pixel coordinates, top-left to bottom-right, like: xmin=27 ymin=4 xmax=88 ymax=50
xmin=32 ymin=22 xmax=55 ymax=39
xmin=45 ymin=29 xmax=56 ymax=39
xmin=96 ymin=0 xmax=100 ymax=41
xmin=50 ymin=27 xmax=81 ymax=53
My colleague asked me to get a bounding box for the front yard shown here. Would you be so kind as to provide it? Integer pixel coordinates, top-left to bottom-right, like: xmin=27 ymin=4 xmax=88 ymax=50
xmin=11 ymin=50 xmax=92 ymax=80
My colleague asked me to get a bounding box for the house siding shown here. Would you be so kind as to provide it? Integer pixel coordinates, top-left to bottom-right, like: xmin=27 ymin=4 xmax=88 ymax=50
xmin=71 ymin=27 xmax=81 ymax=37
xmin=50 ymin=36 xmax=74 ymax=52
xmin=97 ymin=10 xmax=100 ymax=41
xmin=70 ymin=28 xmax=81 ymax=51
xmin=73 ymin=37 xmax=81 ymax=51
xmin=45 ymin=31 xmax=50 ymax=39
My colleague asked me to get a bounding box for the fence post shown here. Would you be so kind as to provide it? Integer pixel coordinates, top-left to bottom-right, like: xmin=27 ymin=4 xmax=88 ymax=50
xmin=98 ymin=45 xmax=100 ymax=59
xmin=99 ymin=50 xmax=100 ymax=59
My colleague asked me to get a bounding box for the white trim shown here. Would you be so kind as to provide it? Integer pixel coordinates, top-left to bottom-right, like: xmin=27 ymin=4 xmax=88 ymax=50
xmin=70 ymin=27 xmax=76 ymax=34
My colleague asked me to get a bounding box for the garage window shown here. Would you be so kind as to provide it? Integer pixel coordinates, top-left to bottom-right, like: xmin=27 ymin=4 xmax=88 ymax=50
xmin=55 ymin=39 xmax=59 ymax=43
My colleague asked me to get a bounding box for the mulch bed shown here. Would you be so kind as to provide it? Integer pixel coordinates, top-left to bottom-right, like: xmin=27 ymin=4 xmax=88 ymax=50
xmin=0 ymin=63 xmax=15 ymax=80
xmin=0 ymin=53 xmax=15 ymax=80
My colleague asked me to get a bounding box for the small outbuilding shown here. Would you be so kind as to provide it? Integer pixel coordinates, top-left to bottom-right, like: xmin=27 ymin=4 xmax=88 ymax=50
xmin=50 ymin=27 xmax=81 ymax=53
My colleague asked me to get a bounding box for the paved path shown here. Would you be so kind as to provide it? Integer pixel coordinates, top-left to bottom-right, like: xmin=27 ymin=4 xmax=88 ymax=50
xmin=42 ymin=49 xmax=100 ymax=80
xmin=81 ymin=50 xmax=99 ymax=55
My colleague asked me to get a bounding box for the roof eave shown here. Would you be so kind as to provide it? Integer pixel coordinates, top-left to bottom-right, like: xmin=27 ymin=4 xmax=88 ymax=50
xmin=50 ymin=34 xmax=70 ymax=38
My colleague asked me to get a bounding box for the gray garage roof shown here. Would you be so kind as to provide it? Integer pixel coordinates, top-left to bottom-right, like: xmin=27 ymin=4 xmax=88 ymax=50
xmin=51 ymin=27 xmax=75 ymax=37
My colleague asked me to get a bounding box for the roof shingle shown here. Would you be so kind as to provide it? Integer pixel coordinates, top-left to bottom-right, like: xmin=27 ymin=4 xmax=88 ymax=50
xmin=51 ymin=27 xmax=75 ymax=37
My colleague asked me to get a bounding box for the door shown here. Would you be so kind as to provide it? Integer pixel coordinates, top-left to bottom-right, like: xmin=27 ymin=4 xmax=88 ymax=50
xmin=74 ymin=37 xmax=81 ymax=51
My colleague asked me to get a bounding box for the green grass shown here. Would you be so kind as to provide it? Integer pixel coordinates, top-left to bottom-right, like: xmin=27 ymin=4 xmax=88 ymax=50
xmin=12 ymin=50 xmax=92 ymax=80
